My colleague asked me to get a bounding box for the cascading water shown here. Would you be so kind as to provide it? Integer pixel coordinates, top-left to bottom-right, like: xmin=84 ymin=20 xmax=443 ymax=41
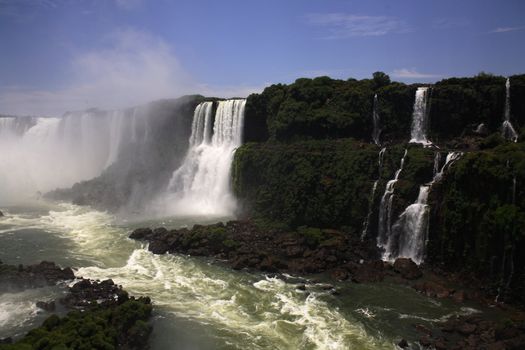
xmin=361 ymin=147 xmax=386 ymax=239
xmin=502 ymin=78 xmax=518 ymax=142
xmin=0 ymin=109 xmax=148 ymax=204
xmin=372 ymin=94 xmax=381 ymax=145
xmin=377 ymin=149 xmax=408 ymax=249
xmin=409 ymin=87 xmax=432 ymax=145
xmin=162 ymin=99 xmax=245 ymax=217
xmin=383 ymin=152 xmax=462 ymax=264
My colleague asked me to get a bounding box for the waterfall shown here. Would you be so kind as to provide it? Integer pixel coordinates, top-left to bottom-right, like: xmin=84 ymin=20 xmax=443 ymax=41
xmin=361 ymin=147 xmax=386 ymax=239
xmin=372 ymin=94 xmax=381 ymax=145
xmin=163 ymin=99 xmax=246 ymax=217
xmin=502 ymin=78 xmax=518 ymax=142
xmin=382 ymin=152 xmax=462 ymax=264
xmin=377 ymin=149 xmax=408 ymax=249
xmin=409 ymin=87 xmax=431 ymax=145
xmin=0 ymin=109 xmax=148 ymax=204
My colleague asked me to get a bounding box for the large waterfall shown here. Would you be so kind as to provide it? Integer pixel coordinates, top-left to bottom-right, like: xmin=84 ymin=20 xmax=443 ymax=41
xmin=377 ymin=149 xmax=408 ymax=249
xmin=409 ymin=87 xmax=431 ymax=145
xmin=372 ymin=94 xmax=381 ymax=145
xmin=161 ymin=99 xmax=246 ymax=217
xmin=382 ymin=152 xmax=462 ymax=264
xmin=502 ymin=78 xmax=518 ymax=142
xmin=0 ymin=109 xmax=148 ymax=204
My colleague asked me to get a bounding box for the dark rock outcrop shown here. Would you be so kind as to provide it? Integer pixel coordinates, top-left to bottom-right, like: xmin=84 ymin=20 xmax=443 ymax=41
xmin=129 ymin=221 xmax=387 ymax=280
xmin=0 ymin=260 xmax=74 ymax=293
xmin=393 ymin=258 xmax=422 ymax=280
xmin=418 ymin=314 xmax=525 ymax=350
xmin=3 ymin=279 xmax=153 ymax=350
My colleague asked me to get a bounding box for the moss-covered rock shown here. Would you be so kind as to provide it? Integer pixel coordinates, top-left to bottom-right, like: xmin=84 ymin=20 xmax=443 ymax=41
xmin=427 ymin=142 xmax=525 ymax=305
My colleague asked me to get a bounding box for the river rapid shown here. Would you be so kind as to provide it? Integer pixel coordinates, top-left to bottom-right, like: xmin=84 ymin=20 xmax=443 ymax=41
xmin=0 ymin=201 xmax=485 ymax=349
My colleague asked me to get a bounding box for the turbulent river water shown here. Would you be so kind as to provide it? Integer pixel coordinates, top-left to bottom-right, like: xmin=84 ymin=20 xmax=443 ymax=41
xmin=0 ymin=201 xmax=488 ymax=349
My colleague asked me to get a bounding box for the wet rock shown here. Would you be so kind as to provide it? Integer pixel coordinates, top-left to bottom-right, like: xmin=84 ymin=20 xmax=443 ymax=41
xmin=296 ymin=284 xmax=306 ymax=291
xmin=458 ymin=323 xmax=477 ymax=335
xmin=415 ymin=324 xmax=433 ymax=336
xmin=413 ymin=281 xmax=451 ymax=298
xmin=451 ymin=290 xmax=466 ymax=303
xmin=434 ymin=340 xmax=448 ymax=350
xmin=393 ymin=258 xmax=422 ymax=280
xmin=331 ymin=268 xmax=349 ymax=281
xmin=397 ymin=338 xmax=408 ymax=348
xmin=0 ymin=261 xmax=74 ymax=293
xmin=36 ymin=300 xmax=56 ymax=312
xmin=148 ymin=240 xmax=169 ymax=254
xmin=0 ymin=210 xmax=4 ymax=217
xmin=129 ymin=227 xmax=153 ymax=240
xmin=62 ymin=279 xmax=129 ymax=309
xmin=348 ymin=260 xmax=385 ymax=283
xmin=0 ymin=338 xmax=12 ymax=344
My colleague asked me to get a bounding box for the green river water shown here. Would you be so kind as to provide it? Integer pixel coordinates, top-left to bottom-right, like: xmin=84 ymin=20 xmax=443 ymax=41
xmin=0 ymin=201 xmax=490 ymax=349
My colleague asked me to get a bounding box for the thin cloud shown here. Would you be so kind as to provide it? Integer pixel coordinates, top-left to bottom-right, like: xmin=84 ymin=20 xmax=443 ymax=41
xmin=306 ymin=13 xmax=411 ymax=38
xmin=432 ymin=17 xmax=470 ymax=29
xmin=490 ymin=26 xmax=524 ymax=33
xmin=0 ymin=28 xmax=259 ymax=116
xmin=0 ymin=29 xmax=192 ymax=115
xmin=391 ymin=68 xmax=441 ymax=79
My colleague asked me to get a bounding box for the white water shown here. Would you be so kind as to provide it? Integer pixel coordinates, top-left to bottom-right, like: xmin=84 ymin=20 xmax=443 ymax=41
xmin=372 ymin=94 xmax=381 ymax=145
xmin=383 ymin=152 xmax=462 ymax=264
xmin=409 ymin=88 xmax=432 ymax=145
xmin=376 ymin=149 xmax=408 ymax=249
xmin=0 ymin=109 xmax=148 ymax=205
xmin=160 ymin=100 xmax=245 ymax=217
xmin=502 ymin=78 xmax=518 ymax=142
xmin=0 ymin=202 xmax=398 ymax=349
xmin=361 ymin=147 xmax=386 ymax=239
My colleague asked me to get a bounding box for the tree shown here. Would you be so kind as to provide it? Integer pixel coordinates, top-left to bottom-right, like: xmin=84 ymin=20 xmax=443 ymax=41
xmin=372 ymin=71 xmax=391 ymax=89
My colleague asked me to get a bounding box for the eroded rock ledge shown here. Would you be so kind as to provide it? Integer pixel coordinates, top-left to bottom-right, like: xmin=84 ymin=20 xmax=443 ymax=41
xmin=131 ymin=220 xmax=525 ymax=350
xmin=0 ymin=262 xmax=152 ymax=350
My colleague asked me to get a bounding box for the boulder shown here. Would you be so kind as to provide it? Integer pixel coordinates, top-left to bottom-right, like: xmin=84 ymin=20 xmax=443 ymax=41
xmin=129 ymin=228 xmax=153 ymax=240
xmin=413 ymin=281 xmax=451 ymax=298
xmin=36 ymin=300 xmax=56 ymax=312
xmin=148 ymin=240 xmax=169 ymax=255
xmin=393 ymin=258 xmax=422 ymax=280
xmin=397 ymin=339 xmax=409 ymax=348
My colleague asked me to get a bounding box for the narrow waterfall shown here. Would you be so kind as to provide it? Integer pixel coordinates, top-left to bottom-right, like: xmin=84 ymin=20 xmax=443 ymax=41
xmin=409 ymin=87 xmax=431 ymax=145
xmin=164 ymin=99 xmax=246 ymax=217
xmin=0 ymin=109 xmax=147 ymax=204
xmin=502 ymin=78 xmax=518 ymax=142
xmin=372 ymin=94 xmax=381 ymax=145
xmin=383 ymin=152 xmax=462 ymax=264
xmin=377 ymin=149 xmax=408 ymax=249
xmin=361 ymin=147 xmax=386 ymax=239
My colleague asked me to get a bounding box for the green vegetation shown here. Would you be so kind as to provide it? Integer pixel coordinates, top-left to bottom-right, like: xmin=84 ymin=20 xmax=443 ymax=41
xmin=427 ymin=142 xmax=525 ymax=304
xmin=233 ymin=139 xmax=435 ymax=231
xmin=0 ymin=298 xmax=152 ymax=350
xmin=243 ymin=73 xmax=525 ymax=143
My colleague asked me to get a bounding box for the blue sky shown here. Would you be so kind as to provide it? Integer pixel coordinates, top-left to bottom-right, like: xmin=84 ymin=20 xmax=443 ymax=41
xmin=0 ymin=0 xmax=524 ymax=115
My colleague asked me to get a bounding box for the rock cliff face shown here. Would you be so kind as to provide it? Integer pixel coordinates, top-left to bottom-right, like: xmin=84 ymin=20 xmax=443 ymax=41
xmin=234 ymin=73 xmax=525 ymax=306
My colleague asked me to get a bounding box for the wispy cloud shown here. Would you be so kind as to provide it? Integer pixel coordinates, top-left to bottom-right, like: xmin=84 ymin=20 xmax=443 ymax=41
xmin=306 ymin=13 xmax=411 ymax=38
xmin=391 ymin=68 xmax=441 ymax=79
xmin=432 ymin=17 xmax=470 ymax=29
xmin=0 ymin=28 xmax=259 ymax=116
xmin=0 ymin=29 xmax=191 ymax=115
xmin=490 ymin=26 xmax=525 ymax=33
